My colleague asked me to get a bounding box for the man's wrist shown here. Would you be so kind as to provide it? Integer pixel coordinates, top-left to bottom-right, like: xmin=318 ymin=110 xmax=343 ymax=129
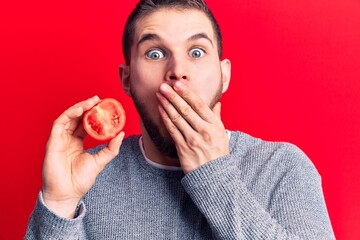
xmin=41 ymin=191 xmax=81 ymax=219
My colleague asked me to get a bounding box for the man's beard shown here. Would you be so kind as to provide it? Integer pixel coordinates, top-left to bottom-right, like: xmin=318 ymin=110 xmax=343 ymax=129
xmin=130 ymin=81 xmax=223 ymax=159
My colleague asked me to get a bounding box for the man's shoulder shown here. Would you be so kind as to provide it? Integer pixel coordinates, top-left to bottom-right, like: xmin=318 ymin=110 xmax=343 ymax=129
xmin=227 ymin=131 xmax=321 ymax=211
xmin=228 ymin=130 xmax=315 ymax=172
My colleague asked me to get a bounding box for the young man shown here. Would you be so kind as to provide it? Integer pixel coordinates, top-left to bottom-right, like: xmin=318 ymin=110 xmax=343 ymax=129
xmin=26 ymin=0 xmax=335 ymax=239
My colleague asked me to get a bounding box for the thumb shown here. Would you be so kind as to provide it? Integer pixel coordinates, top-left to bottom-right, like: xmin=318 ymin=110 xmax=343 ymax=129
xmin=212 ymin=102 xmax=222 ymax=119
xmin=93 ymin=131 xmax=125 ymax=171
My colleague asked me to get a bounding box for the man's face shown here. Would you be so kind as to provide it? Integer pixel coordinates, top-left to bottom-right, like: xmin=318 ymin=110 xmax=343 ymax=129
xmin=124 ymin=8 xmax=230 ymax=158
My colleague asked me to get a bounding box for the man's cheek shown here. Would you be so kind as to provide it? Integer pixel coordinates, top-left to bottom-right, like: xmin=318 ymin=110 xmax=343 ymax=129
xmin=192 ymin=84 xmax=217 ymax=105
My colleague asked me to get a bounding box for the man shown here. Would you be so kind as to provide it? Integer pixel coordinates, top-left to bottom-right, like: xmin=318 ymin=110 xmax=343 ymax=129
xmin=26 ymin=0 xmax=335 ymax=239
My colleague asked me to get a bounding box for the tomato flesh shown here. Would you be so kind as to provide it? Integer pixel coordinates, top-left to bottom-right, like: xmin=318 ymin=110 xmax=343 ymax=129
xmin=83 ymin=98 xmax=126 ymax=141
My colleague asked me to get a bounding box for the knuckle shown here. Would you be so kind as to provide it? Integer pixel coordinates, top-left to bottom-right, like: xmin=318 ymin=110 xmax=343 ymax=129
xmin=171 ymin=114 xmax=182 ymax=123
xmin=105 ymin=147 xmax=117 ymax=158
xmin=200 ymin=129 xmax=212 ymax=142
xmin=168 ymin=92 xmax=177 ymax=102
xmin=187 ymin=135 xmax=201 ymax=148
xmin=166 ymin=123 xmax=178 ymax=135
xmin=180 ymin=91 xmax=190 ymax=99
xmin=52 ymin=119 xmax=64 ymax=129
xmin=52 ymin=119 xmax=59 ymax=127
xmin=193 ymin=100 xmax=205 ymax=112
xmin=180 ymin=105 xmax=191 ymax=116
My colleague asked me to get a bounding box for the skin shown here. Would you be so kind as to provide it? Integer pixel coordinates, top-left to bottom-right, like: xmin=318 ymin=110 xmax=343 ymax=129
xmin=42 ymin=96 xmax=125 ymax=218
xmin=121 ymin=8 xmax=231 ymax=173
xmin=42 ymin=8 xmax=231 ymax=218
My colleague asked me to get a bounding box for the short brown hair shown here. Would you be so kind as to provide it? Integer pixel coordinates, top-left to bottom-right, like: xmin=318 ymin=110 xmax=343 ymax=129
xmin=122 ymin=0 xmax=223 ymax=65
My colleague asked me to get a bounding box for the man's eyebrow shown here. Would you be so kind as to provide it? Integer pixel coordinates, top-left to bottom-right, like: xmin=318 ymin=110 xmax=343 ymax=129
xmin=137 ymin=32 xmax=213 ymax=47
xmin=137 ymin=33 xmax=161 ymax=47
xmin=187 ymin=33 xmax=213 ymax=46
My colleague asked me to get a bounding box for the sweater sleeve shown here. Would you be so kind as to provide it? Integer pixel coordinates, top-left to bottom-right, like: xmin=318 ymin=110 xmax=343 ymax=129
xmin=181 ymin=144 xmax=335 ymax=240
xmin=25 ymin=192 xmax=87 ymax=240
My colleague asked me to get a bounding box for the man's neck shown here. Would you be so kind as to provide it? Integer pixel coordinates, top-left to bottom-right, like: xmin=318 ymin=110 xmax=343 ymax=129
xmin=140 ymin=127 xmax=181 ymax=168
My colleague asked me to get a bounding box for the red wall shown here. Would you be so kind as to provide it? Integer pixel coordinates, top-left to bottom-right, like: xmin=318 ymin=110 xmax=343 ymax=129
xmin=1 ymin=0 xmax=359 ymax=239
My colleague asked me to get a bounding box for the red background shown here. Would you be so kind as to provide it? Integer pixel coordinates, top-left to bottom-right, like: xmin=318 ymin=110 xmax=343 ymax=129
xmin=1 ymin=0 xmax=359 ymax=239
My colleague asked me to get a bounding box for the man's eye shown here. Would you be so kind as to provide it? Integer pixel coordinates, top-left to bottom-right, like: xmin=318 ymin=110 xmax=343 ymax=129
xmin=146 ymin=49 xmax=164 ymax=60
xmin=189 ymin=48 xmax=205 ymax=58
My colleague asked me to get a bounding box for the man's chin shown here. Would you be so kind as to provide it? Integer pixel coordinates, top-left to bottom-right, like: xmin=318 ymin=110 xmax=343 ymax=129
xmin=160 ymin=145 xmax=179 ymax=159
xmin=140 ymin=117 xmax=177 ymax=159
xmin=149 ymin=129 xmax=179 ymax=159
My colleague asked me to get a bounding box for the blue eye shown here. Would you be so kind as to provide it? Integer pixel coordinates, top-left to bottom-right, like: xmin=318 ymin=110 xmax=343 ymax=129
xmin=189 ymin=48 xmax=205 ymax=58
xmin=146 ymin=49 xmax=164 ymax=60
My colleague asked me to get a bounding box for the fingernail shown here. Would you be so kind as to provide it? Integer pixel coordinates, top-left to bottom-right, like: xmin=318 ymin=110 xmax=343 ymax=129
xmin=156 ymin=92 xmax=167 ymax=103
xmin=160 ymin=83 xmax=170 ymax=92
xmin=158 ymin=105 xmax=165 ymax=113
xmin=155 ymin=92 xmax=162 ymax=99
xmin=174 ymin=81 xmax=185 ymax=92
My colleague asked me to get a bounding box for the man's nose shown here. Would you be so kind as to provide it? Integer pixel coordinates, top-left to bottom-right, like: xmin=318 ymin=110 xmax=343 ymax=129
xmin=164 ymin=56 xmax=189 ymax=81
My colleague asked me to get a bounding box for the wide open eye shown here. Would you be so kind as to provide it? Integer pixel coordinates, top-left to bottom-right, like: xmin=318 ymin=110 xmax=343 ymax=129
xmin=189 ymin=48 xmax=205 ymax=58
xmin=146 ymin=49 xmax=165 ymax=60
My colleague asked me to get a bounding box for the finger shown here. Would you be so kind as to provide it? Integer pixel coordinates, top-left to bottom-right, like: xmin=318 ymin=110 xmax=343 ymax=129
xmin=51 ymin=96 xmax=101 ymax=136
xmin=156 ymin=91 xmax=198 ymax=134
xmin=158 ymin=84 xmax=208 ymax=131
xmin=93 ymin=131 xmax=125 ymax=171
xmin=212 ymin=102 xmax=221 ymax=119
xmin=66 ymin=95 xmax=102 ymax=134
xmin=158 ymin=105 xmax=186 ymax=144
xmin=70 ymin=95 xmax=101 ymax=112
xmin=160 ymin=82 xmax=216 ymax=123
xmin=72 ymin=120 xmax=87 ymax=139
xmin=51 ymin=107 xmax=83 ymax=137
xmin=108 ymin=131 xmax=125 ymax=154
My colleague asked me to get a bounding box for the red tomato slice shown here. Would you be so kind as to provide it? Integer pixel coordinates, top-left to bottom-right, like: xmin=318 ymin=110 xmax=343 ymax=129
xmin=83 ymin=98 xmax=126 ymax=141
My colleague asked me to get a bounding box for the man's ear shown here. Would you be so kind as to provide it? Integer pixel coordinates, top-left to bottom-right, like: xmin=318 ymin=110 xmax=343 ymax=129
xmin=220 ymin=59 xmax=231 ymax=93
xmin=119 ymin=64 xmax=131 ymax=96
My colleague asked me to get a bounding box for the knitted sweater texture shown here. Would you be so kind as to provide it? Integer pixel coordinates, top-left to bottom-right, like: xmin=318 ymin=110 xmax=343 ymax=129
xmin=25 ymin=131 xmax=335 ymax=239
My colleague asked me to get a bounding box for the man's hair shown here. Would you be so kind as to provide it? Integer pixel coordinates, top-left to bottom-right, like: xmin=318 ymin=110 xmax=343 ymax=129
xmin=122 ymin=0 xmax=222 ymax=65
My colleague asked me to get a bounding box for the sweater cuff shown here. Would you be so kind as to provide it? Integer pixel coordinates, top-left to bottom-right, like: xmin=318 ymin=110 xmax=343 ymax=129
xmin=181 ymin=154 xmax=239 ymax=197
xmin=33 ymin=191 xmax=86 ymax=237
xmin=182 ymin=153 xmax=233 ymax=181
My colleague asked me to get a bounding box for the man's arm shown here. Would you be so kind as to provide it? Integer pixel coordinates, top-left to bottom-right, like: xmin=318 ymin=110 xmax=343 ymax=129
xmin=157 ymin=82 xmax=334 ymax=239
xmin=25 ymin=192 xmax=87 ymax=240
xmin=181 ymin=143 xmax=335 ymax=239
xmin=25 ymin=96 xmax=124 ymax=239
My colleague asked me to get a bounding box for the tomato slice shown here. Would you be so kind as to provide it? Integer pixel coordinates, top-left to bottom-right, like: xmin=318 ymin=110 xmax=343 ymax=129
xmin=83 ymin=98 xmax=126 ymax=141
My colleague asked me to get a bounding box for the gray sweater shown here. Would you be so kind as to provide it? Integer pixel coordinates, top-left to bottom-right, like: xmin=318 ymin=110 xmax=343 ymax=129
xmin=25 ymin=131 xmax=335 ymax=239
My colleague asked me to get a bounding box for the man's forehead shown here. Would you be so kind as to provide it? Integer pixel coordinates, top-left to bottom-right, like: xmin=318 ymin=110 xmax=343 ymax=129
xmin=133 ymin=8 xmax=216 ymax=45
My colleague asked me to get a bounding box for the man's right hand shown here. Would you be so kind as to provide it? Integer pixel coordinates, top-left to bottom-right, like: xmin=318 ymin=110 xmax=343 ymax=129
xmin=41 ymin=96 xmax=125 ymax=218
